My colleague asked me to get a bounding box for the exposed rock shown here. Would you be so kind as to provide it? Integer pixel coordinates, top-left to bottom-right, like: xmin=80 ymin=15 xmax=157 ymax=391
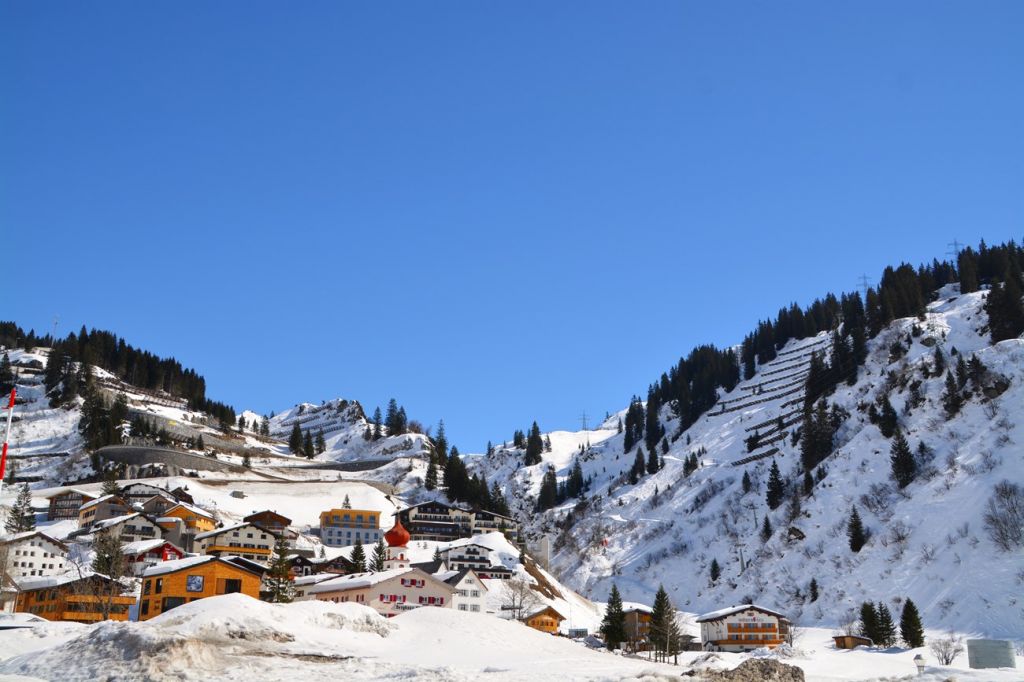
xmin=688 ymin=658 xmax=805 ymax=682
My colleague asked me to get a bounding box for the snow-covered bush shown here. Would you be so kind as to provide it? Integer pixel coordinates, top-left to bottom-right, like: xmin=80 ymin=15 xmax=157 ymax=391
xmin=983 ymin=480 xmax=1024 ymax=551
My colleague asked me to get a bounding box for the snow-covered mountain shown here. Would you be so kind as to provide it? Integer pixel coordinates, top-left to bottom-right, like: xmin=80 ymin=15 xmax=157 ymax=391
xmin=467 ymin=286 xmax=1024 ymax=638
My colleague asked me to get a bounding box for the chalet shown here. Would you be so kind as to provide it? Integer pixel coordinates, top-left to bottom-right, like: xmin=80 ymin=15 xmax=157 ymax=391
xmin=470 ymin=509 xmax=519 ymax=543
xmin=120 ymin=483 xmax=170 ymax=507
xmin=623 ymin=603 xmax=653 ymax=652
xmin=244 ymin=510 xmax=291 ymax=535
xmin=138 ymin=555 xmax=263 ymax=621
xmin=397 ymin=501 xmax=472 ymax=543
xmin=442 ymin=568 xmax=488 ymax=614
xmin=523 ymin=605 xmax=565 ymax=634
xmin=303 ymin=554 xmax=355 ymax=576
xmin=476 ymin=564 xmax=514 ymax=580
xmin=45 ymin=488 xmax=96 ymax=521
xmin=14 ymin=574 xmax=135 ymax=623
xmin=696 ymin=604 xmax=790 ymax=653
xmin=122 ymin=539 xmax=186 ymax=576
xmin=157 ymin=502 xmax=217 ymax=551
xmin=90 ymin=513 xmax=164 ymax=544
xmin=77 ymin=495 xmax=131 ymax=529
xmin=0 ymin=532 xmax=68 ymax=580
xmin=441 ymin=543 xmax=492 ymax=571
xmin=307 ymin=567 xmax=455 ymax=617
xmin=319 ymin=506 xmax=382 ymax=547
xmin=139 ymin=493 xmax=179 ymax=517
xmin=169 ymin=487 xmax=195 ymax=504
xmin=195 ymin=522 xmax=277 ymax=563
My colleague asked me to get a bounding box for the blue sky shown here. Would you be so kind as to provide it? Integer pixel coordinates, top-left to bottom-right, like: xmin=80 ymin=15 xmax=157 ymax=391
xmin=3 ymin=2 xmax=1022 ymax=451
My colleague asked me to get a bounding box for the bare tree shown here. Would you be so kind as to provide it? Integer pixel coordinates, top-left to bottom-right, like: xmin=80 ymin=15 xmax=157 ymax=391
xmin=502 ymin=577 xmax=540 ymax=621
xmin=835 ymin=609 xmax=860 ymax=637
xmin=983 ymin=481 xmax=1024 ymax=551
xmin=929 ymin=632 xmax=965 ymax=666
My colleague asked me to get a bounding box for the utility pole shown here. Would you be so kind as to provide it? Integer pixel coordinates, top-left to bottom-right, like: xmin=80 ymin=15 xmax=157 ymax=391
xmin=857 ymin=275 xmax=870 ymax=299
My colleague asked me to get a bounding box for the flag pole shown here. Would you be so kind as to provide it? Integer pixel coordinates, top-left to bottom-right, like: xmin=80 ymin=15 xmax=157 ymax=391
xmin=0 ymin=388 xmax=16 ymax=498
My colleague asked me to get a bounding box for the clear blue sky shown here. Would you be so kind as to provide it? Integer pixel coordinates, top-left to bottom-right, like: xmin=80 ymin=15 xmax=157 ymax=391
xmin=3 ymin=2 xmax=1022 ymax=451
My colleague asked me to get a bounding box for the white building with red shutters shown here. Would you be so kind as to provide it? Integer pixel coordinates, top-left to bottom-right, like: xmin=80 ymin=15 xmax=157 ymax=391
xmin=305 ymin=518 xmax=455 ymax=617
xmin=122 ymin=539 xmax=186 ymax=576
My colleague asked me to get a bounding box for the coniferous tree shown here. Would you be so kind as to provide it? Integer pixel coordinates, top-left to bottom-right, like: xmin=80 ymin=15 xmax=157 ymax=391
xmin=742 ymin=470 xmax=752 ymax=494
xmin=889 ymin=430 xmax=916 ymax=489
xmin=288 ymin=422 xmax=303 ymax=454
xmin=265 ymin=534 xmax=295 ymax=603
xmin=537 ymin=466 xmax=558 ymax=511
xmin=760 ymin=514 xmax=773 ymax=542
xmin=766 ymin=459 xmax=784 ymax=510
xmin=372 ymin=407 xmax=383 ymax=440
xmin=646 ymin=445 xmax=659 ymax=475
xmin=384 ymin=399 xmax=400 ymax=435
xmin=238 ymin=415 xmax=246 ymax=432
xmin=809 ymin=578 xmax=819 ymax=602
xmin=803 ymin=468 xmax=814 ymax=496
xmin=434 ymin=420 xmax=449 ymax=466
xmin=302 ymin=430 xmax=315 ymax=458
xmin=931 ymin=346 xmax=946 ymax=377
xmin=630 ymin=448 xmax=646 ymax=484
xmin=859 ymin=601 xmax=880 ymax=644
xmin=600 ymin=584 xmax=626 ymax=650
xmin=5 ymin=483 xmax=35 ymax=533
xmin=100 ymin=469 xmax=120 ymax=496
xmin=0 ymin=352 xmax=13 ymax=393
xmin=709 ymin=558 xmax=720 ymax=582
xmin=878 ymin=396 xmax=898 ymax=438
xmin=315 ymin=429 xmax=326 ymax=454
xmin=875 ymin=602 xmax=897 ymax=648
xmin=848 ymin=506 xmax=867 ymax=552
xmin=424 ymin=457 xmax=438 ymax=490
xmin=350 ymin=536 xmax=366 ymax=572
xmin=197 ymin=434 xmax=205 ymax=451
xmin=958 ymin=249 xmax=979 ymax=293
xmin=955 ymin=355 xmax=969 ymax=390
xmin=985 ymin=272 xmax=1024 ymax=343
xmin=432 ymin=546 xmax=443 ymax=562
xmin=649 ymin=584 xmax=674 ymax=662
xmin=524 ymin=422 xmax=544 ymax=466
xmin=942 ymin=371 xmax=963 ymax=418
xmin=900 ymin=598 xmax=925 ymax=648
xmin=371 ymin=538 xmax=387 ymax=571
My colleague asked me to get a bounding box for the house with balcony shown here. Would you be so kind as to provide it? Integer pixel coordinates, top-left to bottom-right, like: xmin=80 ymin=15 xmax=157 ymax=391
xmin=195 ymin=522 xmax=277 ymax=563
xmin=122 ymin=539 xmax=186 ymax=576
xmin=45 ymin=488 xmax=96 ymax=521
xmin=138 ymin=555 xmax=263 ymax=621
xmin=14 ymin=574 xmax=135 ymax=623
xmin=88 ymin=512 xmax=164 ymax=544
xmin=319 ymin=507 xmax=382 ymax=547
xmin=623 ymin=603 xmax=653 ymax=652
xmin=120 ymin=483 xmax=171 ymax=507
xmin=440 ymin=542 xmax=492 ymax=571
xmin=77 ymin=495 xmax=131 ymax=529
xmin=396 ymin=501 xmax=473 ymax=543
xmin=696 ymin=604 xmax=790 ymax=652
xmin=244 ymin=510 xmax=291 ymax=535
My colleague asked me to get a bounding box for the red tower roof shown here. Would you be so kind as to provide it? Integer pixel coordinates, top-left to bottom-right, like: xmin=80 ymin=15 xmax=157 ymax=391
xmin=384 ymin=518 xmax=410 ymax=548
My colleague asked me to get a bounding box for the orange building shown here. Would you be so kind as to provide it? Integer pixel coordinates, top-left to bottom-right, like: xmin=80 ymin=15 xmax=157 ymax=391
xmin=159 ymin=502 xmax=216 ymax=532
xmin=14 ymin=575 xmax=135 ymax=623
xmin=138 ymin=555 xmax=263 ymax=621
xmin=523 ymin=605 xmax=565 ymax=634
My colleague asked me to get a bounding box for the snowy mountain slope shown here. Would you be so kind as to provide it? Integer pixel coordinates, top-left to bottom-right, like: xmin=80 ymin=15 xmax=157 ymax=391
xmin=468 ymin=288 xmax=1024 ymax=638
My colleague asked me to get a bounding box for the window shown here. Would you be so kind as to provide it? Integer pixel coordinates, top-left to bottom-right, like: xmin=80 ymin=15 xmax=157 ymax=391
xmin=141 ymin=600 xmax=149 ymax=616
xmin=161 ymin=597 xmax=186 ymax=612
xmin=222 ymin=579 xmax=242 ymax=594
xmin=155 ymin=578 xmax=163 ymax=594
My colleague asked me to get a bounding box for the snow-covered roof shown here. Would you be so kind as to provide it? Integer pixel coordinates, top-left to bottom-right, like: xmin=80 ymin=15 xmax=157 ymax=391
xmin=79 ymin=494 xmax=125 ymax=511
xmin=308 ymin=568 xmax=415 ymax=593
xmin=143 ymin=554 xmax=264 ymax=577
xmin=92 ymin=513 xmax=141 ymax=531
xmin=44 ymin=487 xmax=94 ymax=500
xmin=293 ymin=573 xmax=340 ymax=587
xmin=166 ymin=501 xmax=215 ymax=519
xmin=14 ymin=574 xmax=81 ymax=591
xmin=695 ymin=604 xmax=788 ymax=622
xmin=0 ymin=531 xmax=68 ymax=551
xmin=122 ymin=538 xmax=179 ymax=555
xmin=621 ymin=602 xmax=652 ymax=614
xmin=440 ymin=569 xmax=489 ymax=590
xmin=194 ymin=522 xmax=274 ymax=541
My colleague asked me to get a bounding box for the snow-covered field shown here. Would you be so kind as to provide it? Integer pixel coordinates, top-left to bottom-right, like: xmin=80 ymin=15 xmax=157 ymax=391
xmin=0 ymin=594 xmax=1018 ymax=682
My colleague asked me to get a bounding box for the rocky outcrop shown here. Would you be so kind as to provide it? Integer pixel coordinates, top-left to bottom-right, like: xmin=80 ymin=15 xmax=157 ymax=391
xmin=687 ymin=658 xmax=805 ymax=682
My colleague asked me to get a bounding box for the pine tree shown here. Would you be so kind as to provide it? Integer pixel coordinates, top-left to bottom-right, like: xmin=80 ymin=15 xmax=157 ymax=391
xmin=0 ymin=353 xmax=13 ymax=393
xmin=709 ymin=558 xmax=720 ymax=582
xmin=942 ymin=371 xmax=963 ymax=418
xmin=630 ymin=448 xmax=645 ymax=484
xmin=524 ymin=422 xmax=544 ymax=466
xmin=238 ymin=414 xmax=246 ymax=432
xmin=931 ymin=346 xmax=946 ymax=377
xmin=760 ymin=514 xmax=773 ymax=542
xmin=288 ymin=422 xmax=303 ymax=454
xmin=889 ymin=430 xmax=916 ymax=489
xmin=646 ymin=445 xmax=659 ymax=475
xmin=600 ymin=584 xmax=626 ymax=650
xmin=878 ymin=396 xmax=898 ymax=438
xmin=803 ymin=468 xmax=814 ymax=496
xmin=371 ymin=538 xmax=387 ymax=571
xmin=741 ymin=470 xmax=752 ymax=494
xmin=859 ymin=601 xmax=880 ymax=644
xmin=424 ymin=457 xmax=438 ymax=490
xmin=900 ymin=598 xmax=925 ymax=648
xmin=955 ymin=355 xmax=969 ymax=390
xmin=197 ymin=434 xmax=205 ymax=451
xmin=434 ymin=420 xmax=449 ymax=466
xmin=649 ymin=584 xmax=674 ymax=662
xmin=766 ymin=459 xmax=784 ymax=510
xmin=100 ymin=469 xmax=120 ymax=496
xmin=848 ymin=506 xmax=866 ymax=552
xmin=985 ymin=272 xmax=1024 ymax=343
xmin=315 ymin=429 xmax=326 ymax=454
xmin=302 ymin=430 xmax=315 ymax=458
xmin=5 ymin=483 xmax=35 ymax=533
xmin=876 ymin=602 xmax=897 ymax=648
xmin=537 ymin=466 xmax=558 ymax=511
xmin=809 ymin=578 xmax=818 ymax=602
xmin=433 ymin=546 xmax=443 ymax=562
xmin=350 ymin=536 xmax=366 ymax=572
xmin=265 ymin=534 xmax=295 ymax=603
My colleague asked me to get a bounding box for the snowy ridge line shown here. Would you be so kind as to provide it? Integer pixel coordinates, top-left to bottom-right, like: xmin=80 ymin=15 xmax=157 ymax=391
xmin=744 ymin=408 xmax=804 ymax=433
xmin=731 ymin=447 xmax=780 ymax=466
xmin=741 ymin=369 xmax=809 ymax=393
xmin=708 ymin=385 xmax=804 ymax=416
xmin=774 ymin=337 xmax=829 ymax=358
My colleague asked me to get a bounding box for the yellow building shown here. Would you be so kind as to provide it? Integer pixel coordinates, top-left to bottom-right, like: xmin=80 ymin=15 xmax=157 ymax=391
xmin=523 ymin=606 xmax=565 ymax=634
xmin=14 ymin=575 xmax=135 ymax=623
xmin=319 ymin=507 xmax=382 ymax=547
xmin=159 ymin=502 xmax=217 ymax=532
xmin=138 ymin=555 xmax=263 ymax=621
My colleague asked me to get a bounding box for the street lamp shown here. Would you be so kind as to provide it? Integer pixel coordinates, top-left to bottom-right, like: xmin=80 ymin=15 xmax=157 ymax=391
xmin=913 ymin=654 xmax=926 ymax=676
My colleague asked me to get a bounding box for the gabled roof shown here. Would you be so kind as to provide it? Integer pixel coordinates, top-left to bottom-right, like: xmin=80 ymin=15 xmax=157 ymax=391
xmin=525 ymin=605 xmax=565 ymax=621
xmin=165 ymin=501 xmax=215 ymax=520
xmin=695 ymin=604 xmax=788 ymax=622
xmin=411 ymin=559 xmax=445 ymax=575
xmin=122 ymin=538 xmax=182 ymax=555
xmin=80 ymin=494 xmax=127 ymax=512
xmin=0 ymin=531 xmax=68 ymax=551
xmin=92 ymin=513 xmax=142 ymax=531
xmin=194 ymin=522 xmax=277 ymax=542
xmin=142 ymin=555 xmax=262 ymax=578
xmin=244 ymin=510 xmax=291 ymax=525
xmin=44 ymin=487 xmax=95 ymax=500
xmin=121 ymin=483 xmax=167 ymax=494
xmin=442 ymin=568 xmax=489 ymax=591
xmin=309 ymin=567 xmax=455 ymax=595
